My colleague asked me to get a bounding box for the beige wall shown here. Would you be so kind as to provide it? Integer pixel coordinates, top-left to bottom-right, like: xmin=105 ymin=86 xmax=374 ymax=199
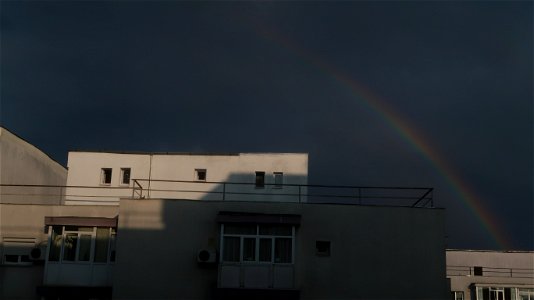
xmin=447 ymin=250 xmax=534 ymax=299
xmin=0 ymin=127 xmax=67 ymax=205
xmin=114 ymin=199 xmax=448 ymax=300
xmin=0 ymin=203 xmax=118 ymax=300
xmin=66 ymin=152 xmax=308 ymax=205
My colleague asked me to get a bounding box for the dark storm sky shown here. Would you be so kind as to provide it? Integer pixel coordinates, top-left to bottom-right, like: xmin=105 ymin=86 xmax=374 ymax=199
xmin=1 ymin=1 xmax=532 ymax=250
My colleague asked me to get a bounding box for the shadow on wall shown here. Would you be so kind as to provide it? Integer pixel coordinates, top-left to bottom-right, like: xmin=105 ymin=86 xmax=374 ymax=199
xmin=113 ymin=172 xmax=444 ymax=300
xmin=132 ymin=172 xmax=433 ymax=207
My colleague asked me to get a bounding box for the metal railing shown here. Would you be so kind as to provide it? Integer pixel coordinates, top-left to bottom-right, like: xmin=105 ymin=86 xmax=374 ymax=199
xmin=130 ymin=179 xmax=434 ymax=207
xmin=447 ymin=265 xmax=534 ymax=279
xmin=1 ymin=181 xmax=434 ymax=207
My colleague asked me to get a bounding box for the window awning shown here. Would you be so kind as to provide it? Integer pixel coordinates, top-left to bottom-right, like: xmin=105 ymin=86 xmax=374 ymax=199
xmin=44 ymin=216 xmax=118 ymax=227
xmin=216 ymin=211 xmax=301 ymax=225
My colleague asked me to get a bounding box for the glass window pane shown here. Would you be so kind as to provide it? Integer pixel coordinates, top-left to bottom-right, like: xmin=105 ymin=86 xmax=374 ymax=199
xmin=224 ymin=224 xmax=256 ymax=235
xmin=64 ymin=226 xmax=93 ymax=232
xmin=63 ymin=233 xmax=78 ymax=261
xmin=243 ymin=238 xmax=256 ymax=261
xmin=109 ymin=233 xmax=116 ymax=262
xmin=78 ymin=235 xmax=92 ymax=261
xmin=274 ymin=172 xmax=283 ymax=187
xmin=49 ymin=226 xmax=63 ymax=261
xmin=259 ymin=238 xmax=272 ymax=262
xmin=95 ymin=228 xmax=110 ymax=263
xmin=223 ymin=237 xmax=240 ymax=262
xmin=259 ymin=225 xmax=292 ymax=236
xmin=275 ymin=238 xmax=292 ymax=263
xmin=5 ymin=255 xmax=19 ymax=263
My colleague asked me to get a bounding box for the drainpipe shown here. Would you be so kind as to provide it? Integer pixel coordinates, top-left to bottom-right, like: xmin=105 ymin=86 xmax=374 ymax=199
xmin=148 ymin=154 xmax=153 ymax=198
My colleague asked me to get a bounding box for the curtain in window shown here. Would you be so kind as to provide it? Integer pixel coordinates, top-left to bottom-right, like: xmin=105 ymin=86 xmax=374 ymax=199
xmin=223 ymin=237 xmax=240 ymax=262
xmin=78 ymin=235 xmax=92 ymax=261
xmin=94 ymin=228 xmax=110 ymax=262
xmin=275 ymin=238 xmax=292 ymax=263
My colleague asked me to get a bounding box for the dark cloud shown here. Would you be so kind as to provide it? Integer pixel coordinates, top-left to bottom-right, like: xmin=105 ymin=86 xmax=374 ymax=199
xmin=1 ymin=1 xmax=532 ymax=250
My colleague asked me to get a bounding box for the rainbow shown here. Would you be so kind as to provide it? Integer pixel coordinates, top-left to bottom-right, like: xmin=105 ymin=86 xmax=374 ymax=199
xmin=255 ymin=23 xmax=510 ymax=249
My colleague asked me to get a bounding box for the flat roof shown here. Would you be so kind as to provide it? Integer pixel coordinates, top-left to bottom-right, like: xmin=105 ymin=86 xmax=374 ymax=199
xmin=69 ymin=150 xmax=308 ymax=156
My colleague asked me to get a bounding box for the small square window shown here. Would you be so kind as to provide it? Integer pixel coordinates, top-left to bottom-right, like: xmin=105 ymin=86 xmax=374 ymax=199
xmin=195 ymin=169 xmax=207 ymax=181
xmin=255 ymin=171 xmax=265 ymax=188
xmin=121 ymin=168 xmax=131 ymax=185
xmin=274 ymin=172 xmax=283 ymax=188
xmin=473 ymin=266 xmax=483 ymax=276
xmin=4 ymin=255 xmax=19 ymax=263
xmin=101 ymin=168 xmax=112 ymax=185
xmin=316 ymin=241 xmax=331 ymax=256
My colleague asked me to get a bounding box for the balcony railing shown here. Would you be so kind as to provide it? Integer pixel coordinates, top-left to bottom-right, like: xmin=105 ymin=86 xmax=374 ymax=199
xmin=1 ymin=181 xmax=434 ymax=208
xmin=447 ymin=265 xmax=534 ymax=279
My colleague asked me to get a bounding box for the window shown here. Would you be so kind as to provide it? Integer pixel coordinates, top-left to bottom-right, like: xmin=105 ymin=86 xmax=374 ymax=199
xmin=221 ymin=224 xmax=294 ymax=264
xmin=195 ymin=169 xmax=207 ymax=181
xmin=518 ymin=289 xmax=534 ymax=300
xmin=255 ymin=172 xmax=265 ymax=188
xmin=120 ymin=168 xmax=131 ymax=185
xmin=101 ymin=168 xmax=112 ymax=185
xmin=274 ymin=172 xmax=283 ymax=188
xmin=451 ymin=291 xmax=464 ymax=300
xmin=316 ymin=241 xmax=331 ymax=256
xmin=476 ymin=287 xmax=512 ymax=300
xmin=3 ymin=254 xmax=31 ymax=265
xmin=47 ymin=225 xmax=116 ymax=264
xmin=474 ymin=266 xmax=483 ymax=276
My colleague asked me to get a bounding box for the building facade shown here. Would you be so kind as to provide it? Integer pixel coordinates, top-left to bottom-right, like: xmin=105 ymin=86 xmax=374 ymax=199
xmin=0 ymin=131 xmax=452 ymax=299
xmin=0 ymin=127 xmax=67 ymax=205
xmin=447 ymin=249 xmax=534 ymax=300
xmin=65 ymin=151 xmax=308 ymax=205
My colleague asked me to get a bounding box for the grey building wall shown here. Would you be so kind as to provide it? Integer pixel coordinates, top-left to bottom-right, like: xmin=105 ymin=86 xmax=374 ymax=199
xmin=114 ymin=199 xmax=449 ymax=300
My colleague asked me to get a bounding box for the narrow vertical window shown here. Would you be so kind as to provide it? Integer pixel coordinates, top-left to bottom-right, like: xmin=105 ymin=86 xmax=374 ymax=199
xmin=121 ymin=168 xmax=131 ymax=185
xmin=195 ymin=169 xmax=207 ymax=181
xmin=274 ymin=172 xmax=283 ymax=188
xmin=101 ymin=168 xmax=112 ymax=185
xmin=255 ymin=171 xmax=265 ymax=188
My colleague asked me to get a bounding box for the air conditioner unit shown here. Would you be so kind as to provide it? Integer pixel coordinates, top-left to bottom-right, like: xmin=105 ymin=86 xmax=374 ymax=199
xmin=197 ymin=249 xmax=216 ymax=263
xmin=29 ymin=246 xmax=46 ymax=261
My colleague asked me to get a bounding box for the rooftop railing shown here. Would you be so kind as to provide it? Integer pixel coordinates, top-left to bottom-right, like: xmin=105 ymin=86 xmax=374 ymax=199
xmin=1 ymin=180 xmax=434 ymax=208
xmin=447 ymin=265 xmax=534 ymax=279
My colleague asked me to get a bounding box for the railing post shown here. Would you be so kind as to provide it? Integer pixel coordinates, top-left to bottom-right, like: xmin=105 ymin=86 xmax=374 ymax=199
xmin=222 ymin=183 xmax=226 ymax=201
xmin=298 ymin=186 xmax=301 ymax=203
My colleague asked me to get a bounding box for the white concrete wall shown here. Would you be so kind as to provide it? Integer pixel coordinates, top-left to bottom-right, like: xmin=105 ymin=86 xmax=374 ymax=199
xmin=65 ymin=152 xmax=308 ymax=205
xmin=0 ymin=127 xmax=67 ymax=205
xmin=114 ymin=199 xmax=449 ymax=300
xmin=446 ymin=250 xmax=534 ymax=299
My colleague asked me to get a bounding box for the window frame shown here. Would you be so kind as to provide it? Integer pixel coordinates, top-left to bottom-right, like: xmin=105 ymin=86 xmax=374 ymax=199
xmin=255 ymin=171 xmax=265 ymax=188
xmin=273 ymin=172 xmax=283 ymax=188
xmin=46 ymin=225 xmax=116 ymax=265
xmin=120 ymin=168 xmax=131 ymax=185
xmin=220 ymin=224 xmax=295 ymax=264
xmin=100 ymin=168 xmax=112 ymax=185
xmin=195 ymin=169 xmax=207 ymax=181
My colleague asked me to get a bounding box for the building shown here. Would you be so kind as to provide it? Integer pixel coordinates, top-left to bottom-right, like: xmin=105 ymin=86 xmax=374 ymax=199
xmin=447 ymin=249 xmax=534 ymax=300
xmin=65 ymin=151 xmax=308 ymax=205
xmin=1 ymin=130 xmax=450 ymax=300
xmin=0 ymin=127 xmax=67 ymax=205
